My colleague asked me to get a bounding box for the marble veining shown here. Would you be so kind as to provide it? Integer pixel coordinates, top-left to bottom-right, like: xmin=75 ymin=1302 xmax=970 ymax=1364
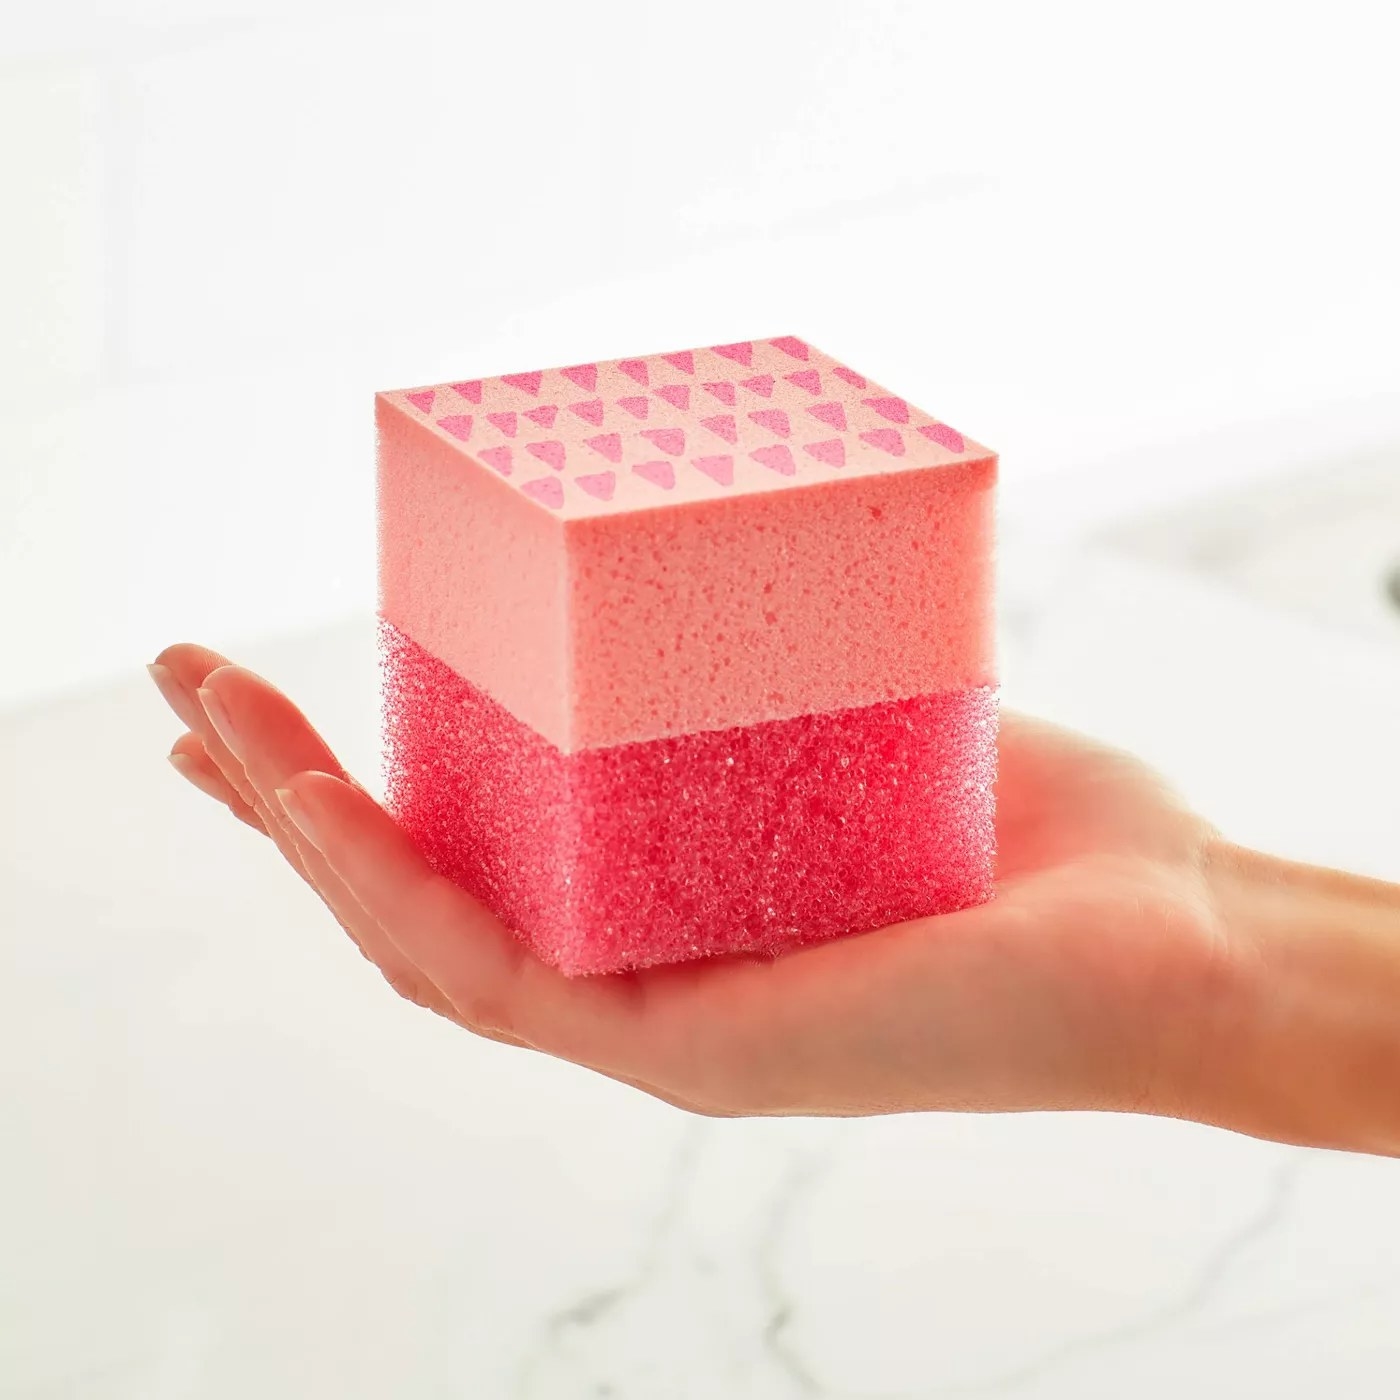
xmin=515 ymin=1123 xmax=711 ymax=1398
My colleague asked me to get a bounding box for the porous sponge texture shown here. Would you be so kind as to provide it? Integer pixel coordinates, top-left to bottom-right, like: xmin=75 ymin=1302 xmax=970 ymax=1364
xmin=382 ymin=621 xmax=996 ymax=976
xmin=378 ymin=336 xmax=999 ymax=973
xmin=378 ymin=398 xmax=573 ymax=749
xmin=378 ymin=342 xmax=995 ymax=751
xmin=566 ymin=459 xmax=994 ymax=748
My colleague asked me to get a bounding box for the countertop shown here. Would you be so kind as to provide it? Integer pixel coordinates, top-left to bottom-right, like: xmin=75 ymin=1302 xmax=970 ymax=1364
xmin=4 ymin=549 xmax=1400 ymax=1398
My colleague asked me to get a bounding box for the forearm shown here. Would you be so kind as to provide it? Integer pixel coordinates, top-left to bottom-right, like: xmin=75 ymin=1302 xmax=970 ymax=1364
xmin=1196 ymin=842 xmax=1400 ymax=1156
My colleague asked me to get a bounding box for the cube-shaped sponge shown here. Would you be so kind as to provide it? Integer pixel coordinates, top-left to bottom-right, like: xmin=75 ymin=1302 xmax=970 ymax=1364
xmin=378 ymin=337 xmax=996 ymax=974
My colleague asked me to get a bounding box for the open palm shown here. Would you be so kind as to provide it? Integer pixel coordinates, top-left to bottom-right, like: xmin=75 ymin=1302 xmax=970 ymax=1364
xmin=150 ymin=643 xmax=1233 ymax=1122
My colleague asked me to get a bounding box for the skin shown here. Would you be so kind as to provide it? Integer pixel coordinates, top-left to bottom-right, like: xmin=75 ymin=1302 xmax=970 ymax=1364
xmin=148 ymin=643 xmax=1400 ymax=1154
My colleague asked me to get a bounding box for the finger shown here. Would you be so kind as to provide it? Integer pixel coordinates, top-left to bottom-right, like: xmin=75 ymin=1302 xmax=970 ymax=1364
xmin=152 ymin=651 xmax=724 ymax=1107
xmin=168 ymin=732 xmax=265 ymax=833
xmin=181 ymin=685 xmax=729 ymax=1107
xmin=152 ymin=647 xmax=320 ymax=866
xmin=150 ymin=644 xmax=234 ymax=735
xmin=153 ymin=646 xmax=337 ymax=861
xmin=170 ymin=654 xmax=780 ymax=1105
xmin=276 ymin=771 xmax=656 ymax=1046
xmin=195 ymin=663 xmax=465 ymax=1020
xmin=279 ymin=769 xmax=748 ymax=1111
xmin=151 ymin=645 xmax=385 ymax=972
xmin=151 ymin=647 xmax=288 ymax=825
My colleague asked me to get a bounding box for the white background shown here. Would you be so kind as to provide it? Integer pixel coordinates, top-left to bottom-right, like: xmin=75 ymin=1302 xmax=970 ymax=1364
xmin=4 ymin=4 xmax=1400 ymax=1398
xmin=3 ymin=0 xmax=1398 ymax=707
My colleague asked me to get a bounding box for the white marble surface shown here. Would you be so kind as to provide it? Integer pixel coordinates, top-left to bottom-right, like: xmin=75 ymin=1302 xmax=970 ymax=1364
xmin=4 ymin=556 xmax=1400 ymax=1398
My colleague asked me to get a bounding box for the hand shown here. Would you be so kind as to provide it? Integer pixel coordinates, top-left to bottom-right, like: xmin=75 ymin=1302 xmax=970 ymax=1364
xmin=148 ymin=642 xmax=1244 ymax=1127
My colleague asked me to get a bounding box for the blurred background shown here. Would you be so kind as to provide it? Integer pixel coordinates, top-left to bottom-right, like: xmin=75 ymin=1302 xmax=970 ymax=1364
xmin=3 ymin=2 xmax=1398 ymax=1396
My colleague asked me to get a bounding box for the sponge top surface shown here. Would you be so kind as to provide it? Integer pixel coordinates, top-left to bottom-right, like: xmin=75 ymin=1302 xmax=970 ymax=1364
xmin=378 ymin=337 xmax=991 ymax=520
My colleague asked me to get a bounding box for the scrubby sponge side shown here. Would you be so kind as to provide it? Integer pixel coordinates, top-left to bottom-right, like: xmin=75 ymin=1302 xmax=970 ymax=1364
xmin=382 ymin=620 xmax=995 ymax=975
xmin=377 ymin=338 xmax=1000 ymax=974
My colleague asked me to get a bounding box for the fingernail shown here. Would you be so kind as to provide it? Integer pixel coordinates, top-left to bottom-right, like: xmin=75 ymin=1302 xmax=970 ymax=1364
xmin=197 ymin=686 xmax=243 ymax=759
xmin=148 ymin=663 xmax=200 ymax=728
xmin=277 ymin=785 xmax=324 ymax=851
xmin=168 ymin=750 xmax=227 ymax=803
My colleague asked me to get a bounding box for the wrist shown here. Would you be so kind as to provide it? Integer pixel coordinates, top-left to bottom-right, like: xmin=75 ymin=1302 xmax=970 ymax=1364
xmin=1195 ymin=839 xmax=1400 ymax=1156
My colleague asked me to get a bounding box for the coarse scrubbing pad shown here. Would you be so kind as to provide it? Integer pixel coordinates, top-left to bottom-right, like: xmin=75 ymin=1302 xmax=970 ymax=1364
xmin=377 ymin=337 xmax=997 ymax=974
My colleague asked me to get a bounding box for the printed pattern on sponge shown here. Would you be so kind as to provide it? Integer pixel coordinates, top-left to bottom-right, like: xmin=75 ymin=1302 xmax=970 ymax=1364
xmin=382 ymin=338 xmax=986 ymax=520
xmin=378 ymin=340 xmax=996 ymax=751
xmin=378 ymin=337 xmax=998 ymax=973
xmin=382 ymin=622 xmax=996 ymax=976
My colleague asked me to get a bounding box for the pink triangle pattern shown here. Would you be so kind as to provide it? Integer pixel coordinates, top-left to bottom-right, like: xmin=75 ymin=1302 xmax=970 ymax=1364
xmin=436 ymin=414 xmax=473 ymax=441
xmin=749 ymin=409 xmax=790 ymax=438
xmin=919 ymin=422 xmax=966 ymax=452
xmin=700 ymin=414 xmax=737 ymax=443
xmin=393 ymin=338 xmax=978 ymax=514
xmin=640 ymin=427 xmax=685 ymax=456
xmin=771 ymin=336 xmax=809 ymax=361
xmin=806 ymin=401 xmax=847 ymax=431
xmin=803 ymin=438 xmax=845 ymax=467
xmin=860 ymin=428 xmax=905 ymax=456
xmin=692 ymin=454 xmax=734 ymax=486
xmin=561 ymin=364 xmax=598 ymax=392
xmin=567 ymin=399 xmax=605 ymax=425
xmin=864 ymin=396 xmax=909 ymax=424
xmin=752 ymin=444 xmax=796 ymax=475
xmin=526 ymin=440 xmax=566 ymax=471
xmin=633 ymin=459 xmax=676 ymax=490
xmin=576 ymin=470 xmax=616 ymax=500
xmin=585 ymin=432 xmax=623 ymax=463
xmin=712 ymin=342 xmax=753 ymax=367
xmin=520 ymin=476 xmax=563 ymax=509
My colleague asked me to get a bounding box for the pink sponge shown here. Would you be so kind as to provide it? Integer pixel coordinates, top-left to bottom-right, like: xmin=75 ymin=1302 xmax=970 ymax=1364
xmin=378 ymin=337 xmax=997 ymax=974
